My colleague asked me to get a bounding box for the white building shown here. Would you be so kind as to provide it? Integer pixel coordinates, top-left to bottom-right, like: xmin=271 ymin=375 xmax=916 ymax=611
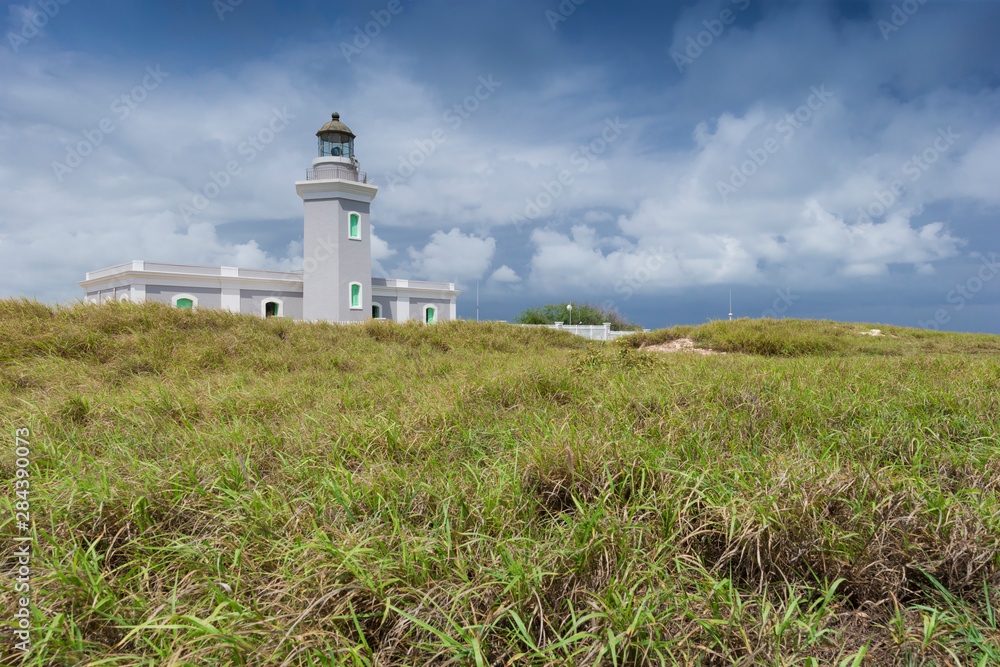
xmin=80 ymin=113 xmax=459 ymax=324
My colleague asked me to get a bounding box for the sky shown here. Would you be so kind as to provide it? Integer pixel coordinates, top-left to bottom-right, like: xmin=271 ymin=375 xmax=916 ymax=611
xmin=1 ymin=0 xmax=999 ymax=332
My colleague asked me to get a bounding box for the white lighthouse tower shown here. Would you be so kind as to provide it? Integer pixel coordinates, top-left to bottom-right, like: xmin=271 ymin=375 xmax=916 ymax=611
xmin=295 ymin=112 xmax=378 ymax=323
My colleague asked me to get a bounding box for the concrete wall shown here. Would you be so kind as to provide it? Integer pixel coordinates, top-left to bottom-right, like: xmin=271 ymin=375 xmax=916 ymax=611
xmin=145 ymin=285 xmax=223 ymax=309
xmin=240 ymin=289 xmax=304 ymax=319
xmin=87 ymin=287 xmax=131 ymax=303
xmin=337 ymin=200 xmax=371 ymax=323
xmin=302 ymin=197 xmax=342 ymax=322
xmin=371 ymin=296 xmax=393 ymax=320
xmin=86 ymin=278 xmax=456 ymax=326
xmin=408 ymin=297 xmax=452 ymax=323
xmin=302 ymin=196 xmax=372 ymax=323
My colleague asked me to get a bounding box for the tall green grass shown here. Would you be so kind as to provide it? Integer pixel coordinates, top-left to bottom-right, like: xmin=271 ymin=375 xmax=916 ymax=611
xmin=1 ymin=299 xmax=998 ymax=665
xmin=622 ymin=317 xmax=1000 ymax=357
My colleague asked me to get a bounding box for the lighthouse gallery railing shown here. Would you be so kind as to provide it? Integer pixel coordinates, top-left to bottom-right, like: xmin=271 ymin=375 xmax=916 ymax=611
xmin=305 ymin=165 xmax=367 ymax=183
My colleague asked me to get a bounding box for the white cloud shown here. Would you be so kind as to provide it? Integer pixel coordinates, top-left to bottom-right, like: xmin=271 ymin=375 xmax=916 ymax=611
xmin=951 ymin=130 xmax=1000 ymax=205
xmin=526 ymin=196 xmax=964 ymax=295
xmin=400 ymin=228 xmax=495 ymax=285
xmin=370 ymin=225 xmax=396 ymax=277
xmin=488 ymin=264 xmax=520 ymax=283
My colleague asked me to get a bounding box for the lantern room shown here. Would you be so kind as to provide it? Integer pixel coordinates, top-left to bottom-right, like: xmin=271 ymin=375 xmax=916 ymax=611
xmin=316 ymin=112 xmax=355 ymax=161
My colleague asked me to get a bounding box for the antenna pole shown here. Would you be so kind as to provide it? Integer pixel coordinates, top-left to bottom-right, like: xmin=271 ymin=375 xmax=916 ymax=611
xmin=476 ymin=281 xmax=479 ymax=322
xmin=729 ymin=290 xmax=733 ymax=321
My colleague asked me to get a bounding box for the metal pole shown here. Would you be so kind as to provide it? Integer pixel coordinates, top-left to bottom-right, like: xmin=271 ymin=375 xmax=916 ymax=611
xmin=476 ymin=281 xmax=479 ymax=322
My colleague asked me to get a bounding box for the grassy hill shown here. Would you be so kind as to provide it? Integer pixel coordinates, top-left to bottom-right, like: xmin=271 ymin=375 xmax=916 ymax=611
xmin=1 ymin=299 xmax=999 ymax=665
xmin=622 ymin=317 xmax=1000 ymax=357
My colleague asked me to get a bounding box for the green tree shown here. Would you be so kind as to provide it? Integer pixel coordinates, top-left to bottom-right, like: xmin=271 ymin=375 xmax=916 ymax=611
xmin=513 ymin=302 xmax=642 ymax=331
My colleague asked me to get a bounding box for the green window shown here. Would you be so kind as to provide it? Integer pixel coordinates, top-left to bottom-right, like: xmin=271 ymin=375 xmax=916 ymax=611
xmin=350 ymin=283 xmax=361 ymax=308
xmin=349 ymin=213 xmax=360 ymax=239
xmin=176 ymin=298 xmax=193 ymax=309
xmin=372 ymin=303 xmax=381 ymax=319
xmin=425 ymin=307 xmax=435 ymax=324
xmin=264 ymin=302 xmax=279 ymax=317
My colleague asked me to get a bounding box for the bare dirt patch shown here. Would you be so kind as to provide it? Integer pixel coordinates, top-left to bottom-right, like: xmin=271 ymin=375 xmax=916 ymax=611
xmin=639 ymin=337 xmax=721 ymax=355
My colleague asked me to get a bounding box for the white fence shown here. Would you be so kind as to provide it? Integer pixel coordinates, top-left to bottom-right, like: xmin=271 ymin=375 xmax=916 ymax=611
xmin=511 ymin=322 xmax=649 ymax=341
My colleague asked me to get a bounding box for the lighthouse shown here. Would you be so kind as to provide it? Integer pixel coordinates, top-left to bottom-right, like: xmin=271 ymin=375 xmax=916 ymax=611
xmin=80 ymin=112 xmax=459 ymax=323
xmin=295 ymin=112 xmax=378 ymax=323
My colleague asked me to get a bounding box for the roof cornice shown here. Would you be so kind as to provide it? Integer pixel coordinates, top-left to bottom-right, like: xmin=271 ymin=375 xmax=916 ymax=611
xmin=79 ymin=270 xmax=303 ymax=292
xmin=295 ymin=178 xmax=378 ymax=203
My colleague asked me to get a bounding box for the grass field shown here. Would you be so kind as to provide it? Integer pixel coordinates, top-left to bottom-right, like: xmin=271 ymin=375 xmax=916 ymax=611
xmin=1 ymin=298 xmax=999 ymax=665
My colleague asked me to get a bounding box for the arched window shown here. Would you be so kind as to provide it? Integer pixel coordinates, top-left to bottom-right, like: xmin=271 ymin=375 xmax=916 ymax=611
xmin=372 ymin=302 xmax=382 ymax=319
xmin=173 ymin=294 xmax=198 ymax=309
xmin=424 ymin=305 xmax=436 ymax=324
xmin=262 ymin=299 xmax=283 ymax=318
xmin=349 ymin=282 xmax=362 ymax=309
xmin=348 ymin=212 xmax=360 ymax=239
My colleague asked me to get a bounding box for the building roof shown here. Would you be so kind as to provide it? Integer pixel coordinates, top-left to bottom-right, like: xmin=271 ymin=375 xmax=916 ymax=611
xmin=80 ymin=261 xmax=460 ymax=296
xmin=316 ymin=112 xmax=355 ymax=138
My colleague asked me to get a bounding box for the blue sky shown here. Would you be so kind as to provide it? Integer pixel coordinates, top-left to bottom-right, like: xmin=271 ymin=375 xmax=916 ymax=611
xmin=2 ymin=0 xmax=999 ymax=332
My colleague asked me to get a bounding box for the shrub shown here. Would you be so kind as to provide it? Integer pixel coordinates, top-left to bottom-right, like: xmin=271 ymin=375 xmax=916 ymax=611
xmin=513 ymin=302 xmax=642 ymax=331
